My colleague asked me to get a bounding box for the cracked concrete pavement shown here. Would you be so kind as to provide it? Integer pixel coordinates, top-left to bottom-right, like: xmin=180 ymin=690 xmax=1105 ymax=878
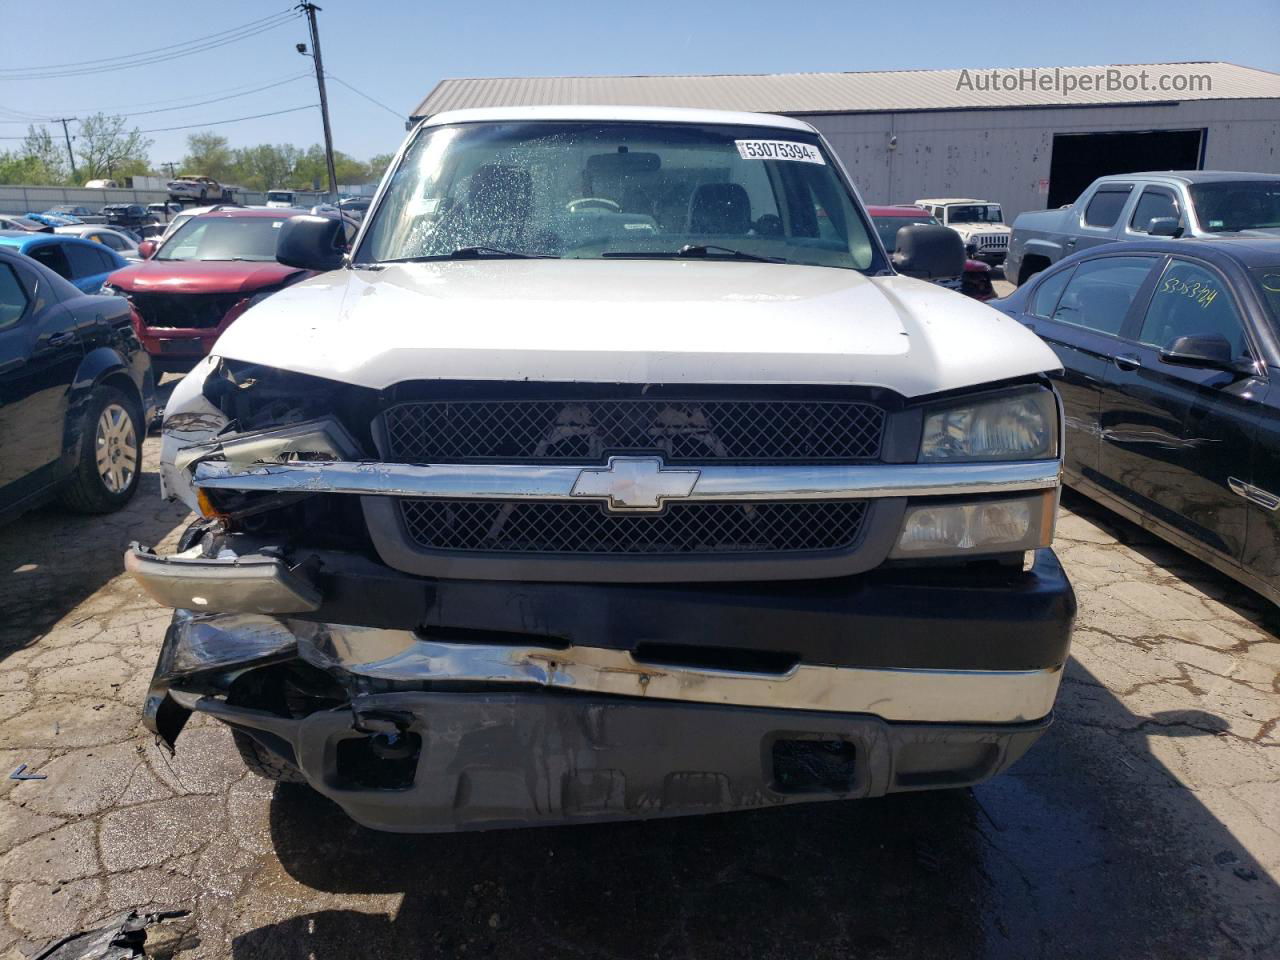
xmin=0 ymin=429 xmax=1277 ymax=958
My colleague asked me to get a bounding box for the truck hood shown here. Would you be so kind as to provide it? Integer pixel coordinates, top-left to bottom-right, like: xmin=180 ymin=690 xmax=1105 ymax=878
xmin=212 ymin=259 xmax=1060 ymax=398
xmin=109 ymin=260 xmax=306 ymax=295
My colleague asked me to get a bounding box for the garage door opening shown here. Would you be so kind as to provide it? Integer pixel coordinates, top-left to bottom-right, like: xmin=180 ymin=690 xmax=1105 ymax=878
xmin=1047 ymin=129 xmax=1204 ymax=208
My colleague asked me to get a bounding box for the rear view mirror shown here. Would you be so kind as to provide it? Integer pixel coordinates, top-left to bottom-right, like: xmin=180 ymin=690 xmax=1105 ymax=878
xmin=1146 ymin=217 xmax=1181 ymax=237
xmin=1159 ymin=334 xmax=1252 ymax=375
xmin=586 ymin=152 xmax=661 ymax=176
xmin=137 ymin=240 xmax=156 ymax=259
xmin=892 ymin=224 xmax=965 ymax=280
xmin=276 ymin=215 xmax=347 ymax=272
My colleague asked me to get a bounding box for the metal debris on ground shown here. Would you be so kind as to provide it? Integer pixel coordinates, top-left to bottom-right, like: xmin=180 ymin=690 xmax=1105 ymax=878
xmin=27 ymin=910 xmax=190 ymax=960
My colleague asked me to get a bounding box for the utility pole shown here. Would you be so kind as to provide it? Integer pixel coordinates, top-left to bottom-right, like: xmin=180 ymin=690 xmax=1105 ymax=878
xmin=298 ymin=2 xmax=338 ymax=202
xmin=162 ymin=161 xmax=177 ymax=179
xmin=55 ymin=118 xmax=78 ymax=183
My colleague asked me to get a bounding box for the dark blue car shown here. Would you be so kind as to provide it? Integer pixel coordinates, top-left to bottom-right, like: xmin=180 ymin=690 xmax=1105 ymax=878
xmin=0 ymin=231 xmax=128 ymax=294
xmin=0 ymin=244 xmax=155 ymax=522
xmin=992 ymin=237 xmax=1280 ymax=604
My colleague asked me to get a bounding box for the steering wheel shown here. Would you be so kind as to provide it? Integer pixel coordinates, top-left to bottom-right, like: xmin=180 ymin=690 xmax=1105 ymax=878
xmin=566 ymin=197 xmax=620 ymax=213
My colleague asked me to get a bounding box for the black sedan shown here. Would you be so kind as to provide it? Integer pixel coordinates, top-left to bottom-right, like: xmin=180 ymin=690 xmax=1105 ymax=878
xmin=0 ymin=245 xmax=155 ymax=523
xmin=991 ymin=237 xmax=1280 ymax=604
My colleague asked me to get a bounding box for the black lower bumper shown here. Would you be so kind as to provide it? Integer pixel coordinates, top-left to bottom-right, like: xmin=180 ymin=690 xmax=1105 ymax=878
xmin=301 ymin=547 xmax=1075 ymax=673
xmin=202 ymin=691 xmax=1050 ymax=833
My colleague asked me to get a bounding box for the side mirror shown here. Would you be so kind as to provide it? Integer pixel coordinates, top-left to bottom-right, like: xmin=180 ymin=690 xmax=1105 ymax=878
xmin=892 ymin=224 xmax=965 ymax=280
xmin=276 ymin=215 xmax=347 ymax=271
xmin=1147 ymin=217 xmax=1182 ymax=238
xmin=137 ymin=240 xmax=156 ymax=259
xmin=1159 ymin=334 xmax=1252 ymax=375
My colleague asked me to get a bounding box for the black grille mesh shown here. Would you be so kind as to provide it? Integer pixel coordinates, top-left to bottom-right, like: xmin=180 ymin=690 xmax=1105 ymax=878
xmin=382 ymin=399 xmax=885 ymax=463
xmin=399 ymin=499 xmax=868 ymax=556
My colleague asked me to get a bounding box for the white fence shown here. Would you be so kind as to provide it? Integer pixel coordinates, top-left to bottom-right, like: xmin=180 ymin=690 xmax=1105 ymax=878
xmin=0 ymin=181 xmax=376 ymax=216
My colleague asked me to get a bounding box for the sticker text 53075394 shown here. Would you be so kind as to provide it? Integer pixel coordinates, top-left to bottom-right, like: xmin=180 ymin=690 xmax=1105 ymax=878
xmin=734 ymin=140 xmax=826 ymax=164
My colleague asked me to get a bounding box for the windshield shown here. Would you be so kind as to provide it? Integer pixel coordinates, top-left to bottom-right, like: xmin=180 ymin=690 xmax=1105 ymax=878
xmin=1190 ymin=182 xmax=1280 ymax=233
xmin=156 ymin=216 xmax=287 ymax=261
xmin=266 ymin=192 xmax=293 ymax=202
xmin=359 ymin=121 xmax=880 ymax=271
xmin=946 ymin=204 xmax=1002 ymax=224
xmin=871 ymin=214 xmax=938 ymax=252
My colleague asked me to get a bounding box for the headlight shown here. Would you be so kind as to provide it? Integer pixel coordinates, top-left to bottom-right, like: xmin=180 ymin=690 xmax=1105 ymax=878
xmin=100 ymin=282 xmax=126 ymax=298
xmin=890 ymin=492 xmax=1056 ymax=558
xmin=919 ymin=387 xmax=1058 ymax=462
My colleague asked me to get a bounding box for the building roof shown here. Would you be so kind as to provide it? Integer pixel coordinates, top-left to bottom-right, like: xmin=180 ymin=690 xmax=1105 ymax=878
xmin=413 ymin=62 xmax=1280 ymax=119
xmin=420 ymin=104 xmax=815 ymax=130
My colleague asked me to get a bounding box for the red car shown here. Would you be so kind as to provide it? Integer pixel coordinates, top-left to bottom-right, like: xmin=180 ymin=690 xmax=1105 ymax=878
xmin=102 ymin=209 xmax=313 ymax=370
xmin=866 ymin=205 xmax=995 ymax=301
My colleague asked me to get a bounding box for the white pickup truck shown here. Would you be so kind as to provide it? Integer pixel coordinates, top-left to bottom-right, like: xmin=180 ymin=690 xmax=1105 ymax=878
xmin=129 ymin=106 xmax=1074 ymax=834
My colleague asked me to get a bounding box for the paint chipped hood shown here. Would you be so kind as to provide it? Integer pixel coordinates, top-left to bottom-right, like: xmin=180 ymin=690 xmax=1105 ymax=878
xmin=211 ymin=259 xmax=1060 ymax=398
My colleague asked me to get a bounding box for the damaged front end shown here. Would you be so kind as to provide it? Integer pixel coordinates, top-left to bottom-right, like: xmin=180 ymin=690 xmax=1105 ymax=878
xmin=134 ymin=357 xmax=1070 ymax=832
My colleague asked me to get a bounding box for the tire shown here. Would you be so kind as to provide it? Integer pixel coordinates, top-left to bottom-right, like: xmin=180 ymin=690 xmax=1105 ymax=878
xmin=233 ymin=730 xmax=308 ymax=783
xmin=58 ymin=385 xmax=142 ymax=514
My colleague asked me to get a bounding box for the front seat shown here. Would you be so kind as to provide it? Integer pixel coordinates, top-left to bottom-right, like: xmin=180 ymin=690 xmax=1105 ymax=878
xmin=688 ymin=183 xmax=752 ymax=235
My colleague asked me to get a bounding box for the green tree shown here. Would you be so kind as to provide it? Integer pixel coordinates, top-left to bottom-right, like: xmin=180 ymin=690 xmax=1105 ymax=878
xmin=0 ymin=125 xmax=69 ymax=185
xmin=367 ymin=152 xmax=394 ymax=180
xmin=76 ymin=113 xmax=152 ymax=182
xmin=231 ymin=143 xmax=301 ymax=191
xmin=182 ymin=131 xmax=235 ymax=182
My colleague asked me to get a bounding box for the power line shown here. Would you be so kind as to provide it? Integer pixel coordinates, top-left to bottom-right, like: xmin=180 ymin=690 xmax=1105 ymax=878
xmin=325 ymin=74 xmax=405 ymax=121
xmin=135 ymin=103 xmax=318 ymax=134
xmin=0 ymin=71 xmax=314 ymax=123
xmin=0 ymin=9 xmax=296 ymax=77
xmin=0 ymin=12 xmax=301 ymax=80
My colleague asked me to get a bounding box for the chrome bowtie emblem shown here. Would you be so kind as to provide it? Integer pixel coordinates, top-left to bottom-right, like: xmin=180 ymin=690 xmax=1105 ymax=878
xmin=571 ymin=456 xmax=701 ymax=511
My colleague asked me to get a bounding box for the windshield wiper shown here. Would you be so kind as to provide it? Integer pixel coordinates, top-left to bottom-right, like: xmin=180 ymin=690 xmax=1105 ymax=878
xmin=602 ymin=244 xmax=787 ymax=264
xmin=382 ymin=246 xmax=558 ymax=264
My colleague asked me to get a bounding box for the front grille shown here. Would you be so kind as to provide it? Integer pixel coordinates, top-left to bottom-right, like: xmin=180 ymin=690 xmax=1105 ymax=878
xmin=130 ymin=292 xmax=240 ymax=329
xmin=399 ymin=499 xmax=869 ymax=555
xmin=382 ymin=399 xmax=886 ymax=463
xmin=974 ymin=234 xmax=1009 ymax=249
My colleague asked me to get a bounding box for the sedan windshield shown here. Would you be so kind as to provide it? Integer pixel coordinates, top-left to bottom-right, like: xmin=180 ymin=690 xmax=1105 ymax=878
xmin=359 ymin=121 xmax=880 ymax=271
xmin=156 ymin=216 xmax=287 ymax=261
xmin=1191 ymin=182 xmax=1280 ymax=233
xmin=872 ymin=215 xmax=938 ymax=252
xmin=947 ymin=205 xmax=1002 ymax=224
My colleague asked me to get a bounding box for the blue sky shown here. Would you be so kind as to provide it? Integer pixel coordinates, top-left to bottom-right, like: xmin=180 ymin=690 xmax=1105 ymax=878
xmin=2 ymin=0 xmax=1277 ymax=167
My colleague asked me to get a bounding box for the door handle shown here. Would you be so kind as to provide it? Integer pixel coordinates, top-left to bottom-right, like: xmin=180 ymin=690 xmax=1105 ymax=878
xmin=1113 ymin=353 xmax=1141 ymax=371
xmin=47 ymin=331 xmax=76 ymax=347
xmin=1065 ymin=239 xmax=1077 ymax=248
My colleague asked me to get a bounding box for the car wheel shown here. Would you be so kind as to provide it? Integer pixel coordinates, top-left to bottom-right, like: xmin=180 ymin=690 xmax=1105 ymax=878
xmin=58 ymin=385 xmax=142 ymax=514
xmin=232 ymin=730 xmax=308 ymax=783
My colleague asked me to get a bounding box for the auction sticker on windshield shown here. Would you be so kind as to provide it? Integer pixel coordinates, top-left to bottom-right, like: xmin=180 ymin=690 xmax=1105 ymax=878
xmin=735 ymin=140 xmax=825 ymax=164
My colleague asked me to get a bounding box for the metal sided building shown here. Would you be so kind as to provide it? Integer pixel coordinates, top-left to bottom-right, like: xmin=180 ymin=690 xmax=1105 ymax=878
xmin=411 ymin=62 xmax=1280 ymax=219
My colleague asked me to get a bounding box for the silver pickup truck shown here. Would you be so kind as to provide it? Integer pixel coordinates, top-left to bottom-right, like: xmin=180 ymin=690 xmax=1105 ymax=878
xmin=1006 ymin=170 xmax=1280 ymax=286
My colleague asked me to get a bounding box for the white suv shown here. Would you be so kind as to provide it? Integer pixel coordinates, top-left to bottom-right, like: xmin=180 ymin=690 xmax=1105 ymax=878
xmin=916 ymin=198 xmax=1010 ymax=264
xmin=132 ymin=106 xmax=1072 ymax=834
